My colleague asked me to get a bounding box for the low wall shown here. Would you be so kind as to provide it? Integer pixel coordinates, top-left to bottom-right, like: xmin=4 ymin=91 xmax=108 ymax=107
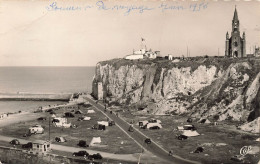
xmin=0 ymin=93 xmax=72 ymax=101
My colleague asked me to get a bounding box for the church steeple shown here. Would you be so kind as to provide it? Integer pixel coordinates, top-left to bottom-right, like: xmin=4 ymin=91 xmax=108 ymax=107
xmin=232 ymin=6 xmax=240 ymax=32
xmin=225 ymin=6 xmax=246 ymax=58
xmin=233 ymin=6 xmax=239 ymax=21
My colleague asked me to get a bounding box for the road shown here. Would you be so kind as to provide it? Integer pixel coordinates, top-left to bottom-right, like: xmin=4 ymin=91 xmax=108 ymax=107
xmin=85 ymin=96 xmax=199 ymax=164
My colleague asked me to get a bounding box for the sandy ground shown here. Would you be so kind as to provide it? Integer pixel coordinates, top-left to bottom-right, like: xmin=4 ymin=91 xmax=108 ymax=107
xmin=0 ymin=112 xmax=42 ymax=127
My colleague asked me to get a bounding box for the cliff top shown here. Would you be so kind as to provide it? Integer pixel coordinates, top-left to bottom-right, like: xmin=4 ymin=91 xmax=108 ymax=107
xmin=98 ymin=56 xmax=260 ymax=72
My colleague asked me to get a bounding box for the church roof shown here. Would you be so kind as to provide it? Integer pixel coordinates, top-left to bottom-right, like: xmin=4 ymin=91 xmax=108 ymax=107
xmin=233 ymin=7 xmax=239 ymax=21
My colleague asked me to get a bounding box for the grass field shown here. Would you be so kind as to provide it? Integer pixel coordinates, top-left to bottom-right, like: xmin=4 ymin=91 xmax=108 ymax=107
xmin=0 ymin=104 xmax=140 ymax=156
xmin=119 ymin=111 xmax=260 ymax=164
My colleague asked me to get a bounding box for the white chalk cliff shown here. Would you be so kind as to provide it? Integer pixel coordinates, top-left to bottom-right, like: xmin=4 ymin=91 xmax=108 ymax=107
xmin=92 ymin=58 xmax=260 ymax=132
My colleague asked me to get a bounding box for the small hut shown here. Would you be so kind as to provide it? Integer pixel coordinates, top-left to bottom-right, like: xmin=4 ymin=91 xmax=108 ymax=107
xmin=32 ymin=140 xmax=51 ymax=152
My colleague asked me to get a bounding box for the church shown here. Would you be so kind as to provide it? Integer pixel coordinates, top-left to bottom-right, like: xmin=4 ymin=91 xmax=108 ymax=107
xmin=225 ymin=7 xmax=246 ymax=58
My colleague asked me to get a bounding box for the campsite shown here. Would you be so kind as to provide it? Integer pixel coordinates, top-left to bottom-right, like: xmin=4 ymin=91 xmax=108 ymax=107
xmin=0 ymin=103 xmax=140 ymax=155
xmin=117 ymin=109 xmax=260 ymax=164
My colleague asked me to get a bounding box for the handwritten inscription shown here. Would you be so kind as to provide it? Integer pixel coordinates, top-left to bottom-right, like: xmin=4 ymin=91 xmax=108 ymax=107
xmin=46 ymin=1 xmax=208 ymax=15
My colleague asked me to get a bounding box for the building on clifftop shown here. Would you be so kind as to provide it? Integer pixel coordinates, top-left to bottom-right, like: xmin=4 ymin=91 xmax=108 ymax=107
xmin=225 ymin=7 xmax=246 ymax=58
xmin=125 ymin=38 xmax=159 ymax=60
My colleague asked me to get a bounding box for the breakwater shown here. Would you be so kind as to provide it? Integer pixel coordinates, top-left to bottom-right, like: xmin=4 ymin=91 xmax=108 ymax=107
xmin=0 ymin=93 xmax=72 ymax=101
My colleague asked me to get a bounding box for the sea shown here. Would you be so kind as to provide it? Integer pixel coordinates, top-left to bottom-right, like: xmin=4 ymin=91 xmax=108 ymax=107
xmin=0 ymin=66 xmax=95 ymax=113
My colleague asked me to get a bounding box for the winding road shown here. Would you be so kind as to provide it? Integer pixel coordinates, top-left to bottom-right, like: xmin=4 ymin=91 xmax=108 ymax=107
xmin=85 ymin=95 xmax=199 ymax=164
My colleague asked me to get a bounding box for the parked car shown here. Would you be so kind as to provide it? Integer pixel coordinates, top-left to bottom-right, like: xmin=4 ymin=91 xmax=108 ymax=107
xmin=10 ymin=139 xmax=20 ymax=145
xmin=149 ymin=126 xmax=161 ymax=130
xmin=109 ymin=120 xmax=115 ymax=126
xmin=183 ymin=125 xmax=196 ymax=131
xmin=73 ymin=150 xmax=89 ymax=157
xmin=22 ymin=142 xmax=32 ymax=148
xmin=46 ymin=109 xmax=54 ymax=113
xmin=52 ymin=118 xmax=60 ymax=123
xmin=144 ymin=138 xmax=151 ymax=144
xmin=78 ymin=117 xmax=84 ymax=121
xmin=78 ymin=140 xmax=89 ymax=147
xmin=177 ymin=135 xmax=188 ymax=140
xmin=55 ymin=137 xmax=66 ymax=143
xmin=88 ymin=153 xmax=102 ymax=160
xmin=64 ymin=112 xmax=75 ymax=118
xmin=92 ymin=124 xmax=105 ymax=130
xmin=37 ymin=117 xmax=47 ymax=121
xmin=23 ymin=132 xmax=31 ymax=137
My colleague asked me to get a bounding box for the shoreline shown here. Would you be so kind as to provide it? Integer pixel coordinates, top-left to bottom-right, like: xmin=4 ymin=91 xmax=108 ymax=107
xmin=0 ymin=92 xmax=73 ymax=101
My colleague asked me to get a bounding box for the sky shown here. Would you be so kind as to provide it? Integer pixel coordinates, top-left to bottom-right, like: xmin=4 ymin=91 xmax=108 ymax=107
xmin=0 ymin=0 xmax=260 ymax=66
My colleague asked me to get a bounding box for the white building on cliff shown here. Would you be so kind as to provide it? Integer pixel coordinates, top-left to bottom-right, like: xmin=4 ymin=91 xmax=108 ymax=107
xmin=124 ymin=38 xmax=159 ymax=60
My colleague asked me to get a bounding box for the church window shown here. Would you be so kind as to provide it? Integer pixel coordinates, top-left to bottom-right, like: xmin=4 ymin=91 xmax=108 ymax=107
xmin=234 ymin=42 xmax=238 ymax=47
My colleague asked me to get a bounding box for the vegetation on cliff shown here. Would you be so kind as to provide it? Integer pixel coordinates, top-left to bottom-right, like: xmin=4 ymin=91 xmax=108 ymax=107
xmin=93 ymin=57 xmax=260 ymax=132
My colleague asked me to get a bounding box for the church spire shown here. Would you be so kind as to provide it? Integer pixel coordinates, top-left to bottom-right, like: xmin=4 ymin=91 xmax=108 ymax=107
xmin=226 ymin=32 xmax=229 ymax=39
xmin=233 ymin=6 xmax=239 ymax=21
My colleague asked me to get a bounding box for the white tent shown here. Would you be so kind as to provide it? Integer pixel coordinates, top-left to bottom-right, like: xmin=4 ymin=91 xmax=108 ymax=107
xmin=146 ymin=123 xmax=162 ymax=129
xmin=183 ymin=130 xmax=200 ymax=137
xmin=97 ymin=121 xmax=109 ymax=126
xmin=178 ymin=126 xmax=184 ymax=130
xmin=87 ymin=110 xmax=95 ymax=114
xmin=83 ymin=116 xmax=91 ymax=121
xmin=51 ymin=114 xmax=56 ymax=118
xmin=90 ymin=137 xmax=101 ymax=146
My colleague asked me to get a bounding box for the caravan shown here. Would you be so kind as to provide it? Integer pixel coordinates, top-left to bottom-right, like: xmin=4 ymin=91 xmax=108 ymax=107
xmin=29 ymin=125 xmax=44 ymax=134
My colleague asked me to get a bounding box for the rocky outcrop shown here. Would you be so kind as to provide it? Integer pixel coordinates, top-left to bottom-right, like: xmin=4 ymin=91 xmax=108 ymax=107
xmin=92 ymin=58 xmax=260 ymax=124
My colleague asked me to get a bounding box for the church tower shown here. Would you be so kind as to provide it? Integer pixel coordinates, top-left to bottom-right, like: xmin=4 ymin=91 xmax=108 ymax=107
xmin=225 ymin=7 xmax=246 ymax=58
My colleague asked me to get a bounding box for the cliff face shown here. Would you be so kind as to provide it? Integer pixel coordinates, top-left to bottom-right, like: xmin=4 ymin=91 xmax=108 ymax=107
xmin=92 ymin=58 xmax=260 ymax=124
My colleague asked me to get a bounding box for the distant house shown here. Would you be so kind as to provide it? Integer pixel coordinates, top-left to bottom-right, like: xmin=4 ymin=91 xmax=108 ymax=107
xmin=124 ymin=39 xmax=159 ymax=60
xmin=32 ymin=140 xmax=51 ymax=152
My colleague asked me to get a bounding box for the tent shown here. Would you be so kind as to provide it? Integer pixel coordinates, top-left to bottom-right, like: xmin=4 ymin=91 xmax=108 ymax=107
xmin=199 ymin=119 xmax=211 ymax=124
xmin=51 ymin=114 xmax=56 ymax=118
xmin=97 ymin=121 xmax=109 ymax=126
xmin=177 ymin=126 xmax=184 ymax=130
xmin=182 ymin=130 xmax=200 ymax=137
xmin=83 ymin=116 xmax=91 ymax=121
xmin=87 ymin=110 xmax=95 ymax=114
xmin=90 ymin=137 xmax=101 ymax=146
xmin=75 ymin=110 xmax=83 ymax=114
xmin=146 ymin=123 xmax=162 ymax=129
